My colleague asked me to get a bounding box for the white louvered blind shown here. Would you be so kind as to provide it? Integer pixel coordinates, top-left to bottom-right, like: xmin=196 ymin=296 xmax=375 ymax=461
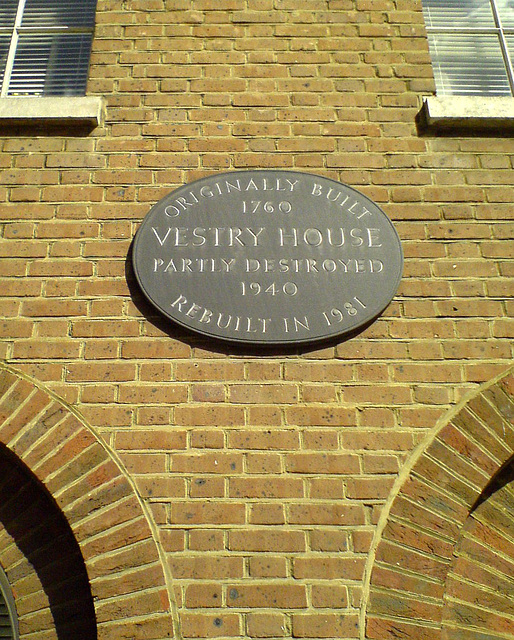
xmin=0 ymin=0 xmax=97 ymax=97
xmin=422 ymin=0 xmax=514 ymax=96
xmin=0 ymin=567 xmax=17 ymax=640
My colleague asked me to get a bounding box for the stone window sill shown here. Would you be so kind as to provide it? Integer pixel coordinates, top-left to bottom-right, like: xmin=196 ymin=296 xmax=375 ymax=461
xmin=420 ymin=96 xmax=514 ymax=132
xmin=0 ymin=96 xmax=104 ymax=127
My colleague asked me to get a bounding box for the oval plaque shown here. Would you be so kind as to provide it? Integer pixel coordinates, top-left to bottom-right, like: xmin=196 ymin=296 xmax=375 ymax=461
xmin=132 ymin=170 xmax=403 ymax=345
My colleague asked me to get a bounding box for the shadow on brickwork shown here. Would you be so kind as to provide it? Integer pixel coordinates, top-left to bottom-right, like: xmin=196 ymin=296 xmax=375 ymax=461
xmin=0 ymin=443 xmax=97 ymax=639
xmin=0 ymin=121 xmax=96 ymax=137
xmin=364 ymin=369 xmax=514 ymax=640
xmin=443 ymin=456 xmax=514 ymax=640
xmin=471 ymin=454 xmax=513 ymax=512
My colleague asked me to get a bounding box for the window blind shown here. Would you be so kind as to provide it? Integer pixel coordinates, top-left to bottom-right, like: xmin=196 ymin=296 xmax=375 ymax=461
xmin=0 ymin=601 xmax=14 ymax=639
xmin=0 ymin=567 xmax=17 ymax=640
xmin=0 ymin=0 xmax=98 ymax=97
xmin=21 ymin=0 xmax=97 ymax=29
xmin=0 ymin=2 xmax=18 ymax=30
xmin=422 ymin=0 xmax=514 ymax=96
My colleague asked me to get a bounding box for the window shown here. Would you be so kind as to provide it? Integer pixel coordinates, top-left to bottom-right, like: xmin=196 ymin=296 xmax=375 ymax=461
xmin=0 ymin=0 xmax=98 ymax=97
xmin=422 ymin=0 xmax=514 ymax=96
xmin=0 ymin=566 xmax=18 ymax=640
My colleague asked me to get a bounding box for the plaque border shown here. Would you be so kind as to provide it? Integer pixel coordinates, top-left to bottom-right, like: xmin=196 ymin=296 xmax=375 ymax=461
xmin=132 ymin=170 xmax=404 ymax=346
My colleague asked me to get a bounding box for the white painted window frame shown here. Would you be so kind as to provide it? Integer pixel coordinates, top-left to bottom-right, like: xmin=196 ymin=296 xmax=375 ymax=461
xmin=421 ymin=0 xmax=514 ymax=129
xmin=0 ymin=0 xmax=102 ymax=126
xmin=423 ymin=0 xmax=514 ymax=97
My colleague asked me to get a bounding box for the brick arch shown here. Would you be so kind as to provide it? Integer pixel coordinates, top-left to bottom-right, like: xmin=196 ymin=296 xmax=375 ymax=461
xmin=442 ymin=458 xmax=513 ymax=640
xmin=0 ymin=442 xmax=97 ymax=639
xmin=363 ymin=367 xmax=514 ymax=640
xmin=0 ymin=362 xmax=175 ymax=640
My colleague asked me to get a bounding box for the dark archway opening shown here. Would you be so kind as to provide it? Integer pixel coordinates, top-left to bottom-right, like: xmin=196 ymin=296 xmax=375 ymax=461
xmin=0 ymin=443 xmax=97 ymax=639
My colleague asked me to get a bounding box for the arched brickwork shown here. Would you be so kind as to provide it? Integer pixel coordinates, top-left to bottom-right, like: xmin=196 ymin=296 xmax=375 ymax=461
xmin=363 ymin=368 xmax=514 ymax=640
xmin=0 ymin=363 xmax=175 ymax=640
xmin=0 ymin=442 xmax=97 ymax=639
xmin=443 ymin=459 xmax=514 ymax=640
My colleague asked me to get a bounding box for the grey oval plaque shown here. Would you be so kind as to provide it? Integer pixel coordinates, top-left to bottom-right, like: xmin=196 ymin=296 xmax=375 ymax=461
xmin=132 ymin=170 xmax=403 ymax=345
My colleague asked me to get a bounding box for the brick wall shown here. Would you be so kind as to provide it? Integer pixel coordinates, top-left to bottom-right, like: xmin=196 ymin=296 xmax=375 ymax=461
xmin=365 ymin=371 xmax=514 ymax=640
xmin=0 ymin=1 xmax=512 ymax=639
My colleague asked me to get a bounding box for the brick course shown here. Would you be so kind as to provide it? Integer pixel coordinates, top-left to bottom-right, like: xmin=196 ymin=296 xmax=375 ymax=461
xmin=0 ymin=364 xmax=175 ymax=639
xmin=365 ymin=372 xmax=514 ymax=640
